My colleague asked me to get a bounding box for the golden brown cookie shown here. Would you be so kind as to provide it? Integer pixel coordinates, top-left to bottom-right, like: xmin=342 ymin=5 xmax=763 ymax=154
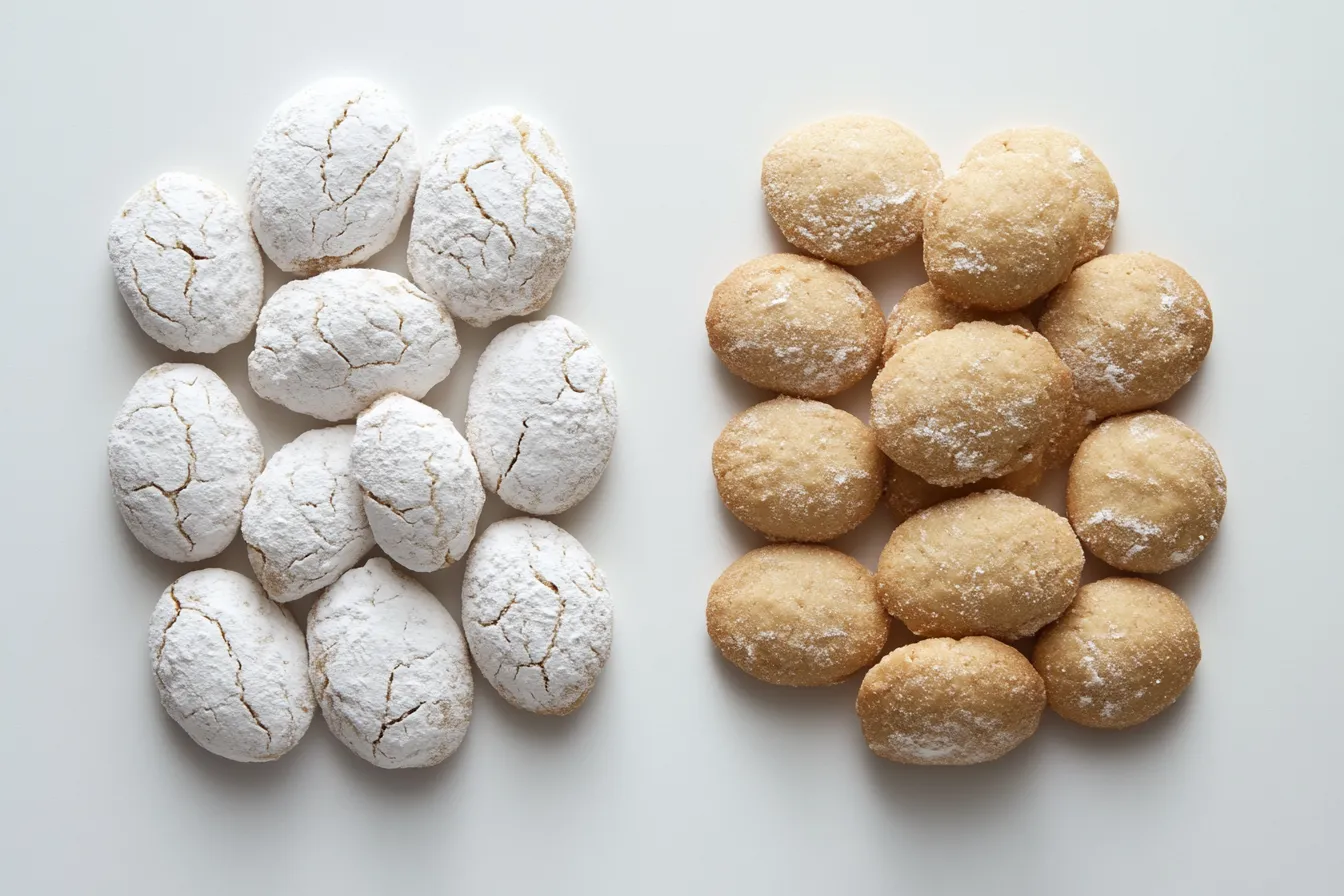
xmin=713 ymin=396 xmax=885 ymax=542
xmin=761 ymin=115 xmax=941 ymax=265
xmin=856 ymin=637 xmax=1045 ymax=765
xmin=707 ymin=544 xmax=889 ymax=687
xmin=870 ymin=321 xmax=1073 ymax=487
xmin=924 ymin=152 xmax=1087 ymax=311
xmin=882 ymin=281 xmax=1032 ymax=363
xmin=964 ymin=127 xmax=1118 ymax=264
xmin=1039 ymin=253 xmax=1213 ymax=420
xmin=1041 ymin=387 xmax=1095 ymax=470
xmin=877 ymin=490 xmax=1083 ymax=639
xmin=1068 ymin=412 xmax=1226 ymax=573
xmin=882 ymin=458 xmax=1042 ymax=525
xmin=707 ymin=254 xmax=885 ymax=398
xmin=1034 ymin=577 xmax=1200 ymax=729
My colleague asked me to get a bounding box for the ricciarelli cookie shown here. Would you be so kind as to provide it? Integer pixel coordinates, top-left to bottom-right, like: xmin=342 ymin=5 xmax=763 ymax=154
xmin=762 ymin=115 xmax=941 ymax=265
xmin=882 ymin=458 xmax=1041 ymax=525
xmin=882 ymin=282 xmax=1032 ymax=363
xmin=707 ymin=254 xmax=885 ymax=397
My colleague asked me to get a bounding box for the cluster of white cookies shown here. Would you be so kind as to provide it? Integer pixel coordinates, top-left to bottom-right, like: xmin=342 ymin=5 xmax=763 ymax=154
xmin=707 ymin=115 xmax=1223 ymax=765
xmin=108 ymin=78 xmax=618 ymax=768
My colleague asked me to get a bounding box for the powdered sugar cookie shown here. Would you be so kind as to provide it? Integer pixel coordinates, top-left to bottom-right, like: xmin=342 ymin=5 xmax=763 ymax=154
xmin=882 ymin=457 xmax=1042 ymax=525
xmin=707 ymin=254 xmax=885 ymax=397
xmin=762 ymin=115 xmax=941 ymax=265
xmin=248 ymin=78 xmax=419 ymax=275
xmin=108 ymin=172 xmax=263 ymax=353
xmin=308 ymin=559 xmax=473 ymax=768
xmin=461 ymin=518 xmax=613 ymax=715
xmin=408 ymin=107 xmax=574 ymax=327
xmin=882 ymin=281 xmax=1032 ymax=362
xmin=149 ymin=569 xmax=313 ymax=762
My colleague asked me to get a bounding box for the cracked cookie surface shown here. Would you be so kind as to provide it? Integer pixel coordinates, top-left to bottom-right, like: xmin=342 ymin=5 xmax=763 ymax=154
xmin=466 ymin=316 xmax=616 ymax=515
xmin=249 ymin=268 xmax=460 ymax=422
xmin=407 ymin=106 xmax=575 ymax=328
xmin=351 ymin=393 xmax=485 ymax=573
xmin=148 ymin=568 xmax=313 ymax=762
xmin=108 ymin=363 xmax=263 ymax=562
xmin=108 ymin=172 xmax=263 ymax=353
xmin=247 ymin=78 xmax=419 ymax=275
xmin=461 ymin=518 xmax=613 ymax=715
xmin=241 ymin=425 xmax=374 ymax=602
xmin=307 ymin=558 xmax=473 ymax=769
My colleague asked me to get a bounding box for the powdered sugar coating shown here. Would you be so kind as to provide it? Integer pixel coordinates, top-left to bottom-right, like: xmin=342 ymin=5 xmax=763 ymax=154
xmin=408 ymin=107 xmax=575 ymax=327
xmin=108 ymin=172 xmax=263 ymax=352
xmin=466 ymin=316 xmax=616 ymax=515
xmin=857 ymin=637 xmax=1045 ymax=766
xmin=108 ymin=364 xmax=263 ymax=562
xmin=149 ymin=569 xmax=314 ymax=762
xmin=249 ymin=268 xmax=460 ymax=422
xmin=247 ymin=78 xmax=419 ymax=275
xmin=307 ymin=559 xmax=473 ymax=768
xmin=241 ymin=426 xmax=374 ymax=602
xmin=461 ymin=518 xmax=613 ymax=715
xmin=351 ymin=394 xmax=484 ymax=572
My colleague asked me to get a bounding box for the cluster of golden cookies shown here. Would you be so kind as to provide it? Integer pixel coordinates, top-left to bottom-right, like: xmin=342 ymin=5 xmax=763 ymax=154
xmin=705 ymin=115 xmax=1225 ymax=765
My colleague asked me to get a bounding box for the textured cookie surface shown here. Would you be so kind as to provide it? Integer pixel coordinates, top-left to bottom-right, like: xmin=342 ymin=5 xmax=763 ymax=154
xmin=713 ymin=396 xmax=884 ymax=542
xmin=248 ymin=78 xmax=419 ymax=274
xmin=882 ymin=458 xmax=1041 ymax=525
xmin=241 ymin=426 xmax=374 ymax=602
xmin=878 ymin=491 xmax=1083 ymax=639
xmin=408 ymin=107 xmax=574 ymax=327
xmin=461 ymin=519 xmax=613 ymax=715
xmin=870 ymin=321 xmax=1072 ymax=487
xmin=857 ymin=637 xmax=1045 ymax=765
xmin=108 ymin=172 xmax=264 ymax=353
xmin=352 ymin=394 xmax=485 ymax=572
xmin=882 ymin=281 xmax=1031 ymax=362
xmin=108 ymin=364 xmax=263 ymax=562
xmin=149 ymin=569 xmax=313 ymax=762
xmin=1034 ymin=577 xmax=1200 ymax=728
xmin=1040 ymin=253 xmax=1213 ymax=419
xmin=707 ymin=544 xmax=889 ymax=687
xmin=249 ymin=268 xmax=460 ymax=422
xmin=466 ymin=316 xmax=616 ymax=515
xmin=707 ymin=254 xmax=885 ymax=397
xmin=924 ymin=152 xmax=1086 ymax=311
xmin=762 ymin=115 xmax=941 ymax=265
xmin=1068 ymin=412 xmax=1226 ymax=573
xmin=307 ymin=559 xmax=473 ymax=768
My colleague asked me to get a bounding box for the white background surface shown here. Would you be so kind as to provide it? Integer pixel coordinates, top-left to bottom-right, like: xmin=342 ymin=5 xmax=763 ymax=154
xmin=1 ymin=1 xmax=1339 ymax=892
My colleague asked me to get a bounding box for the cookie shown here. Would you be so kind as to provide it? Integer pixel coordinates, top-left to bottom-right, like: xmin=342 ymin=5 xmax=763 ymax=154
xmin=881 ymin=458 xmax=1041 ymax=525
xmin=882 ymin=281 xmax=1032 ymax=362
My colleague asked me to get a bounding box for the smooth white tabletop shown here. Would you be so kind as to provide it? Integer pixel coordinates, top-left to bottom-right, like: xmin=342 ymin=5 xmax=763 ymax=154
xmin=2 ymin=1 xmax=1338 ymax=892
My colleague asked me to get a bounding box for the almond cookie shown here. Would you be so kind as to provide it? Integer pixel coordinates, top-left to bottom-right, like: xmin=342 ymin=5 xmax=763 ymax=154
xmin=1068 ymin=412 xmax=1226 ymax=573
xmin=713 ymin=396 xmax=884 ymax=542
xmin=924 ymin=152 xmax=1087 ymax=311
xmin=1034 ymin=578 xmax=1200 ymax=729
xmin=1039 ymin=253 xmax=1213 ymax=419
xmin=707 ymin=254 xmax=884 ymax=397
xmin=882 ymin=457 xmax=1042 ymax=525
xmin=870 ymin=321 xmax=1072 ymax=487
xmin=963 ymin=127 xmax=1118 ymax=264
xmin=762 ymin=115 xmax=941 ymax=265
xmin=857 ymin=637 xmax=1045 ymax=765
xmin=877 ymin=490 xmax=1083 ymax=639
xmin=882 ymin=281 xmax=1032 ymax=362
xmin=707 ymin=544 xmax=889 ymax=687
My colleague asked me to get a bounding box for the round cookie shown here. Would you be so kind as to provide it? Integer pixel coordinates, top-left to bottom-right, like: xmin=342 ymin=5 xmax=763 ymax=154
xmin=924 ymin=152 xmax=1087 ymax=311
xmin=877 ymin=491 xmax=1084 ymax=639
xmin=870 ymin=321 xmax=1073 ymax=487
xmin=1033 ymin=578 xmax=1200 ymax=729
xmin=713 ymin=397 xmax=884 ymax=542
xmin=856 ymin=637 xmax=1045 ymax=765
xmin=882 ymin=458 xmax=1041 ymax=525
xmin=1041 ymin=387 xmax=1095 ymax=470
xmin=882 ymin=282 xmax=1032 ymax=362
xmin=707 ymin=254 xmax=885 ymax=397
xmin=964 ymin=127 xmax=1118 ymax=264
xmin=1039 ymin=253 xmax=1213 ymax=419
xmin=706 ymin=544 xmax=889 ymax=687
xmin=1068 ymin=412 xmax=1226 ymax=573
xmin=761 ymin=115 xmax=941 ymax=266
